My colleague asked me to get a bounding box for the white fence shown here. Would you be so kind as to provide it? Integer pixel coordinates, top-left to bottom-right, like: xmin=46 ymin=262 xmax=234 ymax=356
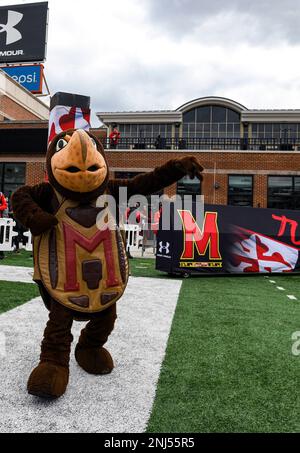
xmin=124 ymin=223 xmax=156 ymax=256
xmin=22 ymin=230 xmax=33 ymax=251
xmin=0 ymin=219 xmax=19 ymax=251
xmin=0 ymin=221 xmax=144 ymax=255
xmin=0 ymin=218 xmax=32 ymax=252
xmin=124 ymin=224 xmax=141 ymax=252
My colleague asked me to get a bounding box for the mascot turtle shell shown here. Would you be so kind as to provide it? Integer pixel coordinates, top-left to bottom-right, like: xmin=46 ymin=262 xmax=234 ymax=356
xmin=33 ymin=192 xmax=129 ymax=313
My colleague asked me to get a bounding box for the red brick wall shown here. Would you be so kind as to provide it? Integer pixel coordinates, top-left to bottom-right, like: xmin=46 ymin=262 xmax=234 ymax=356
xmin=106 ymin=149 xmax=300 ymax=171
xmin=0 ymin=96 xmax=41 ymax=120
xmin=202 ymin=173 xmax=214 ymax=204
xmin=105 ymin=149 xmax=300 ymax=207
xmin=22 ymin=148 xmax=300 ymax=208
xmin=253 ymin=174 xmax=268 ymax=208
xmin=26 ymin=162 xmax=46 ymax=186
xmin=213 ymin=174 xmax=228 ymax=205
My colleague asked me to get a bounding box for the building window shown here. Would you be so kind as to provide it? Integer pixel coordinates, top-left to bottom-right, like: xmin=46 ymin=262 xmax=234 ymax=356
xmin=268 ymin=176 xmax=300 ymax=210
xmin=252 ymin=123 xmax=300 ymax=139
xmin=118 ymin=124 xmax=172 ymax=140
xmin=0 ymin=162 xmax=26 ymax=198
xmin=182 ymin=105 xmax=241 ymax=139
xmin=114 ymin=171 xmax=142 ymax=179
xmin=228 ymin=175 xmax=253 ymax=207
xmin=177 ymin=175 xmax=201 ymax=196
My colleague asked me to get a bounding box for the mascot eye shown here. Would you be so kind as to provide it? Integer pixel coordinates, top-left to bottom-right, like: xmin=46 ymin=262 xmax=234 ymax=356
xmin=56 ymin=139 xmax=68 ymax=152
xmin=90 ymin=138 xmax=97 ymax=148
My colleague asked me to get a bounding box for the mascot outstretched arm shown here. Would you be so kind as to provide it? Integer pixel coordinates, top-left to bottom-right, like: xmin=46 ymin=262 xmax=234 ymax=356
xmin=12 ymin=129 xmax=203 ymax=399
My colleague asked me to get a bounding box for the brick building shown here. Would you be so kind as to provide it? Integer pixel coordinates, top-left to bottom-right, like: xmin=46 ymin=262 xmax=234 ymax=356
xmin=0 ymin=69 xmax=49 ymax=200
xmin=97 ymin=96 xmax=300 ymax=210
xmin=2 ymin=91 xmax=300 ymax=211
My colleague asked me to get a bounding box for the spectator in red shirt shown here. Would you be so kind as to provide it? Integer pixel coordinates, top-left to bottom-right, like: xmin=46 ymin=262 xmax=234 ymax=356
xmin=109 ymin=126 xmax=121 ymax=149
xmin=152 ymin=203 xmax=162 ymax=235
xmin=0 ymin=191 xmax=7 ymax=218
xmin=125 ymin=202 xmax=147 ymax=224
xmin=0 ymin=191 xmax=7 ymax=259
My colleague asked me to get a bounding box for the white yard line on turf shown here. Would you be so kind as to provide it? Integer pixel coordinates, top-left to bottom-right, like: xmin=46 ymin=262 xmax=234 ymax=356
xmin=266 ymin=279 xmax=298 ymax=301
xmin=0 ymin=265 xmax=33 ymax=284
xmin=0 ymin=276 xmax=182 ymax=433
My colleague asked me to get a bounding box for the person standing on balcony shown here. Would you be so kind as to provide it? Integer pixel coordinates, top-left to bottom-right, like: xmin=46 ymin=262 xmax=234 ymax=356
xmin=154 ymin=134 xmax=167 ymax=149
xmin=109 ymin=126 xmax=121 ymax=149
xmin=155 ymin=134 xmax=162 ymax=149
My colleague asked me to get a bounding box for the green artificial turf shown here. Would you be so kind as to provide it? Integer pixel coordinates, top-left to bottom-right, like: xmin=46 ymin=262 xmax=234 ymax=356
xmin=2 ymin=249 xmax=300 ymax=432
xmin=147 ymin=275 xmax=300 ymax=433
xmin=129 ymin=258 xmax=167 ymax=278
xmin=0 ymin=281 xmax=39 ymax=314
xmin=0 ymin=251 xmax=168 ymax=280
xmin=0 ymin=250 xmax=33 ymax=268
xmin=0 ymin=250 xmax=160 ymax=275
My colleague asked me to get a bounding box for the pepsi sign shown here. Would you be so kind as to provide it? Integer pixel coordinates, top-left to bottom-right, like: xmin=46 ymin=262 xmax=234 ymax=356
xmin=1 ymin=64 xmax=43 ymax=93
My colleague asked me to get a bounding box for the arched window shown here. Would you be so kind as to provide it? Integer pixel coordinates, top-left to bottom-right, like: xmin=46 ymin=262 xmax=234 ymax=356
xmin=182 ymin=105 xmax=241 ymax=139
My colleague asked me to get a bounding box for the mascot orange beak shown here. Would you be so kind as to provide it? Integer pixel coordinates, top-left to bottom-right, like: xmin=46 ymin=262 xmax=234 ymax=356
xmin=51 ymin=129 xmax=107 ymax=193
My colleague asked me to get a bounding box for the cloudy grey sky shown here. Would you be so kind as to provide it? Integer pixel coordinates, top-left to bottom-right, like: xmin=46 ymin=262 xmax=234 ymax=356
xmin=1 ymin=0 xmax=300 ymax=125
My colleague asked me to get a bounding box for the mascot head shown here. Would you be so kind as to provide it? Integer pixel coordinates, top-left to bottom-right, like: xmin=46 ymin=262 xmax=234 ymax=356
xmin=46 ymin=129 xmax=109 ymax=202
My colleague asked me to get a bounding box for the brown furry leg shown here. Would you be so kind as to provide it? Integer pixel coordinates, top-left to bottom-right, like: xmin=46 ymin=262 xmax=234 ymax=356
xmin=27 ymin=299 xmax=73 ymax=399
xmin=75 ymin=304 xmax=117 ymax=375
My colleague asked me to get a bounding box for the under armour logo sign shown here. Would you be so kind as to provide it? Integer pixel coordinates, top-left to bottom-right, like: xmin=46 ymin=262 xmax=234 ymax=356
xmin=159 ymin=242 xmax=170 ymax=254
xmin=0 ymin=10 xmax=23 ymax=45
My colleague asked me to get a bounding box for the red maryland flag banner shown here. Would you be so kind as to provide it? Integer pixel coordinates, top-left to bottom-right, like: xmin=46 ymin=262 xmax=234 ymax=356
xmin=48 ymin=105 xmax=91 ymax=144
xmin=48 ymin=92 xmax=91 ymax=144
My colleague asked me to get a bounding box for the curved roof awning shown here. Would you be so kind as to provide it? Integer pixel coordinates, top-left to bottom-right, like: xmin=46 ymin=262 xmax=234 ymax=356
xmin=176 ymin=96 xmax=248 ymax=113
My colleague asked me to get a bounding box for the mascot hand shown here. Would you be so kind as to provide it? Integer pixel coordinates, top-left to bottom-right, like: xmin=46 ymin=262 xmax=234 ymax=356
xmin=29 ymin=211 xmax=58 ymax=236
xmin=175 ymin=156 xmax=204 ymax=180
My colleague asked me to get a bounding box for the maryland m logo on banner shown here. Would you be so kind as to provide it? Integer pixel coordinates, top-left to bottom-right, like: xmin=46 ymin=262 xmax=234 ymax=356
xmin=156 ymin=202 xmax=300 ymax=275
xmin=178 ymin=210 xmax=221 ymax=261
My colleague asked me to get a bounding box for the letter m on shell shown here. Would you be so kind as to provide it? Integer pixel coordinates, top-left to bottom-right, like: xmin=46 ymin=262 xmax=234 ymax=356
xmin=178 ymin=210 xmax=222 ymax=260
xmin=63 ymin=222 xmax=119 ymax=291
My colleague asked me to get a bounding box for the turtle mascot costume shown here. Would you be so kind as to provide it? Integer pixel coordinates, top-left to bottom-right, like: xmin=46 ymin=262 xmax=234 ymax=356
xmin=12 ymin=126 xmax=203 ymax=399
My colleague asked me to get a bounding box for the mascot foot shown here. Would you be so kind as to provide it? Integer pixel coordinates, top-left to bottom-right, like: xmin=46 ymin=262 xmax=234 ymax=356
xmin=75 ymin=344 xmax=114 ymax=375
xmin=27 ymin=362 xmax=69 ymax=399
